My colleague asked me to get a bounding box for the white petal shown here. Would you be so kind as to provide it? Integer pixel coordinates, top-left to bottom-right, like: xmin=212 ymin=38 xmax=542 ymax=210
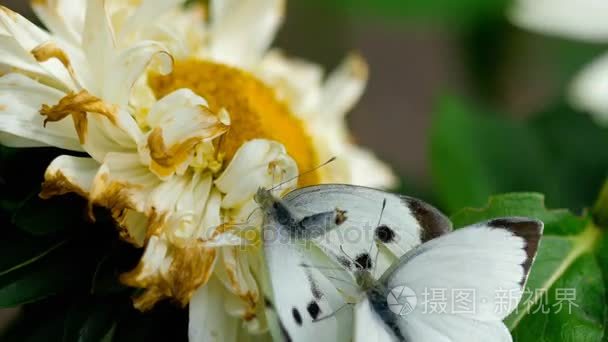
xmin=510 ymin=0 xmax=608 ymax=42
xmin=208 ymin=0 xmax=284 ymax=67
xmin=320 ymin=53 xmax=368 ymax=118
xmin=0 ymin=73 xmax=82 ymax=150
xmin=31 ymin=0 xmax=86 ymax=45
xmin=344 ymin=146 xmax=397 ymax=189
xmin=570 ymin=52 xmax=608 ymax=125
xmin=82 ymin=0 xmax=116 ymax=96
xmin=83 ymin=111 xmax=141 ymax=163
xmin=118 ymin=0 xmax=184 ymax=39
xmin=189 ymin=277 xmax=239 ymax=342
xmin=257 ymin=49 xmax=323 ymax=115
xmin=215 ymin=139 xmax=298 ymax=208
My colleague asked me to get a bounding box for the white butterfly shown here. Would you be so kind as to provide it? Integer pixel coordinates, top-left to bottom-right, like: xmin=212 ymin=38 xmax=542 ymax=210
xmin=256 ymin=184 xmax=453 ymax=342
xmin=257 ymin=184 xmax=543 ymax=342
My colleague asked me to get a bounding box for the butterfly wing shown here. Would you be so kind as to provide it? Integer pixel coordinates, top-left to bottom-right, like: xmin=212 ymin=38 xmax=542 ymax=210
xmin=262 ymin=209 xmax=353 ymax=342
xmin=362 ymin=218 xmax=542 ymax=341
xmin=283 ymin=184 xmax=452 ymax=279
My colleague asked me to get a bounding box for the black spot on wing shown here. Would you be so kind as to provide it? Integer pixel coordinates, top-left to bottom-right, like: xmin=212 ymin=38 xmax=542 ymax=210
xmin=375 ymin=225 xmax=396 ymax=243
xmin=355 ymin=253 xmax=372 ymax=270
xmin=404 ymin=197 xmax=452 ymax=242
xmin=307 ymin=301 xmax=321 ymax=320
xmin=488 ymin=218 xmax=543 ymax=286
xmin=292 ymin=308 xmax=303 ymax=326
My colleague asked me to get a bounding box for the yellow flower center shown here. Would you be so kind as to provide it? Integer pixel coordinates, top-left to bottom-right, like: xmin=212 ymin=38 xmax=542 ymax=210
xmin=148 ymin=59 xmax=318 ymax=186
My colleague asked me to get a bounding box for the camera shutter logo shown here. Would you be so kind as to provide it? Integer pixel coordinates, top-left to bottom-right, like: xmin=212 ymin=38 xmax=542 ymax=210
xmin=387 ymin=285 xmax=417 ymax=316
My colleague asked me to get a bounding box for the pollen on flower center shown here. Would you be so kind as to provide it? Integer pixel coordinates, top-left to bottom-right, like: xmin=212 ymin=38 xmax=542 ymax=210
xmin=148 ymin=59 xmax=319 ymax=186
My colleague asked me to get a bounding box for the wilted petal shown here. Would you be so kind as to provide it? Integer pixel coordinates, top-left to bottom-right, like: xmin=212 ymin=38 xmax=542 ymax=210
xmin=0 ymin=6 xmax=75 ymax=89
xmin=121 ymin=235 xmax=218 ymax=310
xmin=215 ymin=139 xmax=298 ymax=208
xmin=0 ymin=73 xmax=81 ymax=150
xmin=40 ymin=155 xmax=100 ymax=198
xmin=208 ymin=0 xmax=284 ymax=67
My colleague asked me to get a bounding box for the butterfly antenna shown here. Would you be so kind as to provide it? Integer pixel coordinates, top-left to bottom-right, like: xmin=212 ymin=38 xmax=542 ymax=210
xmin=313 ymin=302 xmax=354 ymax=323
xmin=269 ymin=157 xmax=337 ymax=192
xmin=299 ymin=263 xmax=344 ymax=272
xmin=339 ymin=245 xmax=357 ymax=265
xmin=366 ymin=198 xmax=387 ymax=274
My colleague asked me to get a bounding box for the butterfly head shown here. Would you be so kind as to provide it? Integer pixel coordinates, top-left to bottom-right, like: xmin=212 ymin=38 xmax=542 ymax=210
xmin=254 ymin=187 xmax=275 ymax=211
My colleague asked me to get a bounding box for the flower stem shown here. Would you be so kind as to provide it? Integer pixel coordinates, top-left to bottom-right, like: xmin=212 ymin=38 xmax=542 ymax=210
xmin=593 ymin=178 xmax=608 ymax=229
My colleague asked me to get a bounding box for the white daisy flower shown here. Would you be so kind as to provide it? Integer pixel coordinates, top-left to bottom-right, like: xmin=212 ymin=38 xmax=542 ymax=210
xmin=0 ymin=1 xmax=396 ymax=341
xmin=510 ymin=0 xmax=608 ymax=125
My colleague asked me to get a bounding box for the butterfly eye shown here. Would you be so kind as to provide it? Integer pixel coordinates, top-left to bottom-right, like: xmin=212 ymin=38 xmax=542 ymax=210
xmin=354 ymin=253 xmax=372 ymax=270
xmin=375 ymin=225 xmax=396 ymax=243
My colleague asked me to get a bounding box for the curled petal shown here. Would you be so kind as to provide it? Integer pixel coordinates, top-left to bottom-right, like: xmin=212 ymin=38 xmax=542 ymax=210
xmin=215 ymin=139 xmax=298 ymax=208
xmin=104 ymin=40 xmax=173 ymax=107
xmin=141 ymin=89 xmax=230 ymax=179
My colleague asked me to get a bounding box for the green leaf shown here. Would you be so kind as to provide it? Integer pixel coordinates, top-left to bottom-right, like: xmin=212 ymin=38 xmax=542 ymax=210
xmin=12 ymin=194 xmax=87 ymax=236
xmin=431 ymin=97 xmax=551 ymax=213
xmin=431 ymin=96 xmax=608 ymax=214
xmin=63 ymin=299 xmax=117 ymax=342
xmin=0 ymin=243 xmax=90 ymax=307
xmin=452 ymin=193 xmax=605 ymax=341
xmin=0 ymin=228 xmax=66 ymax=277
